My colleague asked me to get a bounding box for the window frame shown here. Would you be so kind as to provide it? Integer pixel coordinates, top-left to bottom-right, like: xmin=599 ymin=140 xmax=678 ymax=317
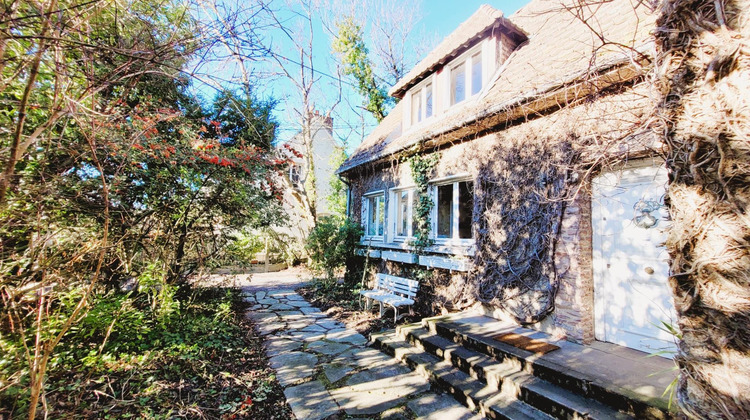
xmin=449 ymin=44 xmax=484 ymax=108
xmin=388 ymin=186 xmax=417 ymax=242
xmin=289 ymin=162 xmax=302 ymax=188
xmin=430 ymin=175 xmax=475 ymax=246
xmin=408 ymin=76 xmax=435 ymax=128
xmin=362 ymin=191 xmax=386 ymax=241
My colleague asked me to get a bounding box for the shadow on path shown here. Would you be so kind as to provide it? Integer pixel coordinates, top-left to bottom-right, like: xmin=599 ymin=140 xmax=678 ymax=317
xmin=239 ymin=272 xmax=482 ymax=420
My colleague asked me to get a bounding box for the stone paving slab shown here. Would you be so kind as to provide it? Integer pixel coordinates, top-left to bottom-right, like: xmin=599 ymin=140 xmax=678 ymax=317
xmin=306 ymin=340 xmax=351 ymax=356
xmin=284 ymin=380 xmax=339 ymax=420
xmin=408 ymin=393 xmax=483 ymax=420
xmin=268 ymin=351 xmax=317 ymax=387
xmin=323 ymin=363 xmax=354 ymax=384
xmin=330 ymin=372 xmax=431 ymax=415
xmin=242 ymin=273 xmax=483 ymax=420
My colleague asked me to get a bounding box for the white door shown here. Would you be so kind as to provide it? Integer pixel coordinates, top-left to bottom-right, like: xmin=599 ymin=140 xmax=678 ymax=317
xmin=592 ymin=161 xmax=678 ymax=357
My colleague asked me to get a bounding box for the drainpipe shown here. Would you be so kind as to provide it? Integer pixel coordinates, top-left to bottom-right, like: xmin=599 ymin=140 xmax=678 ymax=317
xmin=337 ymin=172 xmax=352 ymax=218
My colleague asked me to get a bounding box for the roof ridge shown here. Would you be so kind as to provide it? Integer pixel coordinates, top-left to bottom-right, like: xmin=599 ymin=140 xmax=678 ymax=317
xmin=388 ymin=5 xmax=521 ymax=98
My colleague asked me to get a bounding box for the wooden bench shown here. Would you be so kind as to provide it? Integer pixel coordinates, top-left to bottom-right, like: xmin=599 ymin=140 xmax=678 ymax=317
xmin=359 ymin=274 xmax=419 ymax=322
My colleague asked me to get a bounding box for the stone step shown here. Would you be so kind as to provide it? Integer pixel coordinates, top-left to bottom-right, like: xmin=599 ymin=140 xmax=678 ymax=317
xmin=398 ymin=326 xmax=631 ymax=420
xmin=423 ymin=318 xmax=672 ymax=419
xmin=373 ymin=331 xmax=555 ymax=420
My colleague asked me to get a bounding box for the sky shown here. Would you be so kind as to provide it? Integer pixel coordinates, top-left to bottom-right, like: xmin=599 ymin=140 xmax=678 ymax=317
xmin=191 ymin=0 xmax=531 ymax=150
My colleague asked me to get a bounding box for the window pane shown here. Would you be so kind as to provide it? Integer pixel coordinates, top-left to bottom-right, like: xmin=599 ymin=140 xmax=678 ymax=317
xmin=471 ymin=53 xmax=482 ymax=96
xmin=289 ymin=164 xmax=300 ymax=184
xmin=376 ymin=196 xmax=385 ymax=236
xmin=425 ymin=83 xmax=433 ymax=118
xmin=412 ymin=192 xmax=420 ymax=235
xmin=397 ymin=191 xmax=409 ymax=236
xmin=451 ymin=65 xmax=465 ymax=105
xmin=367 ymin=197 xmax=376 ymax=236
xmin=412 ymin=90 xmax=422 ymax=123
xmin=458 ymin=181 xmax=473 ymax=239
xmin=437 ymin=184 xmax=453 ymax=237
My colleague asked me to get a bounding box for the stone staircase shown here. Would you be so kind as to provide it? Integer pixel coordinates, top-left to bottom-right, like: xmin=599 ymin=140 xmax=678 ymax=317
xmin=371 ymin=313 xmax=677 ymax=420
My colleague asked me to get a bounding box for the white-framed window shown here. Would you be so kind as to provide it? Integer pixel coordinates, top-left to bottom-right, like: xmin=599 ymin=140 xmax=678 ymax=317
xmin=410 ymin=80 xmax=434 ymax=125
xmin=389 ymin=187 xmax=418 ymax=240
xmin=432 ymin=177 xmax=474 ymax=243
xmin=361 ymin=192 xmax=386 ymax=240
xmin=289 ymin=163 xmax=302 ymax=188
xmin=450 ymin=46 xmax=484 ymax=106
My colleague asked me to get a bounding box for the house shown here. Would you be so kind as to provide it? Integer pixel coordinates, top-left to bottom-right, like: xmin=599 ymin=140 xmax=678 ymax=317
xmin=277 ymin=109 xmax=343 ymax=239
xmin=338 ymin=1 xmax=678 ymax=417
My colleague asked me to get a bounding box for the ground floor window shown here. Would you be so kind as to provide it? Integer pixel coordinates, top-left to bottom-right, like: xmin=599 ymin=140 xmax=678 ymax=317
xmin=434 ymin=179 xmax=473 ymax=242
xmin=362 ymin=193 xmax=385 ymax=239
xmin=390 ymin=188 xmax=418 ymax=240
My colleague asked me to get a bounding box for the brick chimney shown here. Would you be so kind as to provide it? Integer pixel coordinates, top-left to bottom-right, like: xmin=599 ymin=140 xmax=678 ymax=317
xmin=310 ymin=109 xmax=333 ymax=135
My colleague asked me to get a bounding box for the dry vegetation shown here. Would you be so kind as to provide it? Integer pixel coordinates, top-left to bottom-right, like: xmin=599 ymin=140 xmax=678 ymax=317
xmin=656 ymin=0 xmax=750 ymax=417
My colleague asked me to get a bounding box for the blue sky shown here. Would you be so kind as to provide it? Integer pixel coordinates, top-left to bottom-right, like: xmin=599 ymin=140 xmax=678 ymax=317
xmin=422 ymin=1 xmax=529 ymax=34
xmin=192 ymin=1 xmax=531 ymax=149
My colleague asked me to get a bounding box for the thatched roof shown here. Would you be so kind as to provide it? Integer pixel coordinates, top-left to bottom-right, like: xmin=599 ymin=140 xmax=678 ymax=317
xmin=338 ymin=0 xmax=656 ymax=175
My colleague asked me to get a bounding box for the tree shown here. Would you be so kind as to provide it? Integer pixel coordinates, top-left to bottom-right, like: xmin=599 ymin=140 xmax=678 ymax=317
xmin=0 ymin=1 xmax=285 ymax=417
xmin=655 ymin=0 xmax=750 ymax=418
xmin=332 ymin=16 xmax=391 ymax=121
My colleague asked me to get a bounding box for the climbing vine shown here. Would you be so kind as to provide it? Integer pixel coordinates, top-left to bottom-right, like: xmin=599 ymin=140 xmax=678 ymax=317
xmin=407 ymin=152 xmax=440 ymax=252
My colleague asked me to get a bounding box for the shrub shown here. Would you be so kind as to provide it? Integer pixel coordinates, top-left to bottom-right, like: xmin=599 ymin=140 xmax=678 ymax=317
xmin=306 ymin=216 xmax=362 ymax=282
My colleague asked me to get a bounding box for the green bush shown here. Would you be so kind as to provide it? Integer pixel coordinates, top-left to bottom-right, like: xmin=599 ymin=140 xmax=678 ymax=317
xmin=0 ymin=286 xmax=279 ymax=419
xmin=306 ymin=216 xmax=362 ymax=282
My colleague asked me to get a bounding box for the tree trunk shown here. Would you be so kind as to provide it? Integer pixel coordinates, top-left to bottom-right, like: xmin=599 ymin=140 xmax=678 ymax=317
xmin=656 ymin=0 xmax=750 ymax=418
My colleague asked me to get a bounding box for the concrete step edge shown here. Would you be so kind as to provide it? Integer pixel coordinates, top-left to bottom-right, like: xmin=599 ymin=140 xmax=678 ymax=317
xmin=429 ymin=320 xmax=672 ymax=419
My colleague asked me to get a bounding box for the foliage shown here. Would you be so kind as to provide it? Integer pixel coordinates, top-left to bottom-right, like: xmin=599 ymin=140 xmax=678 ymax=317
xmin=327 ymin=148 xmax=349 ymax=219
xmin=0 ymin=287 xmax=293 ymax=419
xmin=332 ymin=16 xmax=392 ymax=122
xmin=207 ymin=89 xmax=278 ymax=149
xmin=407 ymin=152 xmax=440 ymax=251
xmin=305 ymin=216 xmax=363 ymax=282
xmin=211 ymin=230 xmax=267 ymax=268
xmin=0 ymin=1 xmax=288 ymax=417
xmin=655 ymin=0 xmax=750 ymax=417
xmin=212 ymin=228 xmax=305 ymax=268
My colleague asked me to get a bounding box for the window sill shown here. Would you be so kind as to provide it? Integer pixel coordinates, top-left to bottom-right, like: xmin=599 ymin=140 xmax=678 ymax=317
xmin=357 ymin=240 xmax=475 ymax=257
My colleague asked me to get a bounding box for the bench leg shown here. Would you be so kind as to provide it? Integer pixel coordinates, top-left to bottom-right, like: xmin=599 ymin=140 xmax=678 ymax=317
xmin=394 ymin=306 xmax=398 ymax=323
xmin=379 ymin=302 xmax=384 ymax=318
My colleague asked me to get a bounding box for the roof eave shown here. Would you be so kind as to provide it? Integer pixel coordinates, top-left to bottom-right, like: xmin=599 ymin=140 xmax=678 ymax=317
xmin=337 ymin=56 xmax=649 ymax=175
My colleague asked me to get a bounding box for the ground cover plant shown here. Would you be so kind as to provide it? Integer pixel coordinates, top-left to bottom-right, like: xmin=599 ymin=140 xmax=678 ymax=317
xmin=1 ymin=286 xmax=293 ymax=419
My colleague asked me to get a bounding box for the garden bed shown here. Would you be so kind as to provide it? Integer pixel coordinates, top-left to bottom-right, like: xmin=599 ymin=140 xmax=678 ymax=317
xmin=1 ymin=288 xmax=293 ymax=420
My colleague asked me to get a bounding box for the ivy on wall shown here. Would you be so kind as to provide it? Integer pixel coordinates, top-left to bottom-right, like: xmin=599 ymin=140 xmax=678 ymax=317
xmin=407 ymin=152 xmax=440 ymax=252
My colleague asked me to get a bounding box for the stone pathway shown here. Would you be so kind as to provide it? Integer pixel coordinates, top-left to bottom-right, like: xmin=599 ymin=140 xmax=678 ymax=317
xmin=244 ymin=288 xmax=482 ymax=420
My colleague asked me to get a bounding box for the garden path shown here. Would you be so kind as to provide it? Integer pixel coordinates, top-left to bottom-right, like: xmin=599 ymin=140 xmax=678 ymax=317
xmin=242 ymin=269 xmax=481 ymax=420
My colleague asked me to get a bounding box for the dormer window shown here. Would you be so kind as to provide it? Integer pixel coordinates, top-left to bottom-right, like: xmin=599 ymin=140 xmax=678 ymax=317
xmin=411 ymin=81 xmax=434 ymax=124
xmin=451 ymin=47 xmax=484 ymax=106
xmin=451 ymin=64 xmax=466 ymax=105
xmin=401 ymin=32 xmax=512 ymax=129
xmin=471 ymin=53 xmax=482 ymax=96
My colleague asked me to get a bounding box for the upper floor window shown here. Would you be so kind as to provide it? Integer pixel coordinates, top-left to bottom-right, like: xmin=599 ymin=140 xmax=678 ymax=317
xmin=433 ymin=178 xmax=474 ymax=242
xmin=471 ymin=53 xmax=482 ymax=96
xmin=289 ymin=163 xmax=302 ymax=188
xmin=451 ymin=64 xmax=466 ymax=105
xmin=362 ymin=192 xmax=385 ymax=239
xmin=451 ymin=47 xmax=484 ymax=106
xmin=411 ymin=82 xmax=433 ymax=124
